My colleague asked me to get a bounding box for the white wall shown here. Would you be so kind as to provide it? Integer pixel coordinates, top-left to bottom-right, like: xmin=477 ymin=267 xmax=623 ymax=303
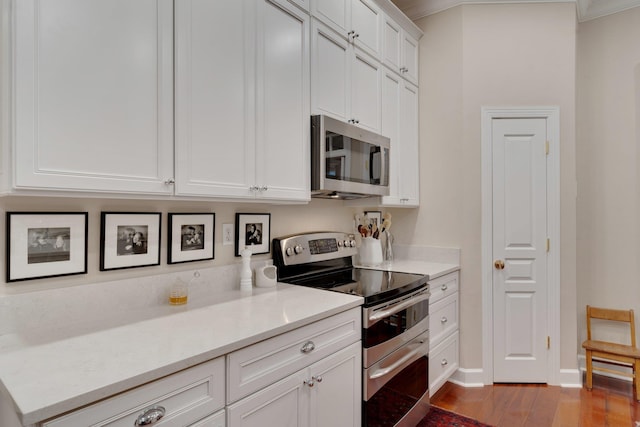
xmin=391 ymin=2 xmax=578 ymax=372
xmin=576 ymin=8 xmax=640 ymax=345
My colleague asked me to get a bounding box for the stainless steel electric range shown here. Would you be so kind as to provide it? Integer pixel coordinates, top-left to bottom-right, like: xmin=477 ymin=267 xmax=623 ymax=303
xmin=272 ymin=231 xmax=430 ymax=427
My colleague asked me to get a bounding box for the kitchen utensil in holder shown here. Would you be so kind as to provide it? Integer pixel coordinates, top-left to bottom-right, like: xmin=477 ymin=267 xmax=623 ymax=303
xmin=360 ymin=236 xmax=383 ymax=267
xmin=383 ymin=230 xmax=394 ymax=263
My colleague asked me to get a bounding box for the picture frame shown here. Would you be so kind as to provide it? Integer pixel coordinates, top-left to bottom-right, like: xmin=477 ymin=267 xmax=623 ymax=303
xmin=6 ymin=212 xmax=88 ymax=282
xmin=364 ymin=211 xmax=383 ymax=227
xmin=235 ymin=213 xmax=271 ymax=256
xmin=167 ymin=213 xmax=215 ymax=264
xmin=100 ymin=212 xmax=161 ymax=271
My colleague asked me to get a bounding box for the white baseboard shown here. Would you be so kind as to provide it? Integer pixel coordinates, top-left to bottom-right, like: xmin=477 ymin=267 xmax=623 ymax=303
xmin=448 ymin=367 xmax=583 ymax=388
xmin=577 ymin=354 xmax=634 ymax=383
xmin=559 ymin=369 xmax=582 ymax=387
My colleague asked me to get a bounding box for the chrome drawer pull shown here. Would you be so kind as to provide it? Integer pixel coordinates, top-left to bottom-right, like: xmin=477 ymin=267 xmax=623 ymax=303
xmin=441 ymin=316 xmax=448 ymax=323
xmin=441 ymin=359 xmax=448 ymax=366
xmin=134 ymin=406 xmax=165 ymax=426
xmin=300 ymin=341 xmax=315 ymax=353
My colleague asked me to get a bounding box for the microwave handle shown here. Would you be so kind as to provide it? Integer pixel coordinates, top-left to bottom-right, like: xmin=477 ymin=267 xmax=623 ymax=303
xmin=381 ymin=147 xmax=388 ymax=187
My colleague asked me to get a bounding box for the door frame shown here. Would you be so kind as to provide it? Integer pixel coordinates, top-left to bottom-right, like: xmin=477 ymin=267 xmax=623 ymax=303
xmin=481 ymin=106 xmax=561 ymax=385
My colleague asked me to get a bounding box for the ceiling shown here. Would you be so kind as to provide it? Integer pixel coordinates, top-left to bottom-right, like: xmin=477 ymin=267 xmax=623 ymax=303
xmin=390 ymin=0 xmax=640 ymax=22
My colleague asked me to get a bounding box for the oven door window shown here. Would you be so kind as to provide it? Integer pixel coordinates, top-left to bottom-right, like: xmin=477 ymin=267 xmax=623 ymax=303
xmin=363 ymin=297 xmax=429 ymax=349
xmin=325 ymin=133 xmax=389 ymax=185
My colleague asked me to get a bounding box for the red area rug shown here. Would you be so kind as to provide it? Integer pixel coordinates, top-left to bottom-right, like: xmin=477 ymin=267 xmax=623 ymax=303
xmin=416 ymin=406 xmax=493 ymax=427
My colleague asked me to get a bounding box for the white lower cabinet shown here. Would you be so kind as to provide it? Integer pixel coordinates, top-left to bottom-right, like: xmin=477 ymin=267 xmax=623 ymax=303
xmin=428 ymin=271 xmax=460 ymax=397
xmin=227 ymin=342 xmax=361 ymax=427
xmin=42 ymin=357 xmax=225 ymax=427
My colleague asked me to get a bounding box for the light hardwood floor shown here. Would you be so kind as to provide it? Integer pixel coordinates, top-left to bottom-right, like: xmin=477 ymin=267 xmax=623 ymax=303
xmin=430 ymin=374 xmax=639 ymax=426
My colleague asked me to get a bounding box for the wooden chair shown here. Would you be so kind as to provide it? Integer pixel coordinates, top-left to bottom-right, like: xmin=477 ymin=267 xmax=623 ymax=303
xmin=582 ymin=305 xmax=640 ymax=401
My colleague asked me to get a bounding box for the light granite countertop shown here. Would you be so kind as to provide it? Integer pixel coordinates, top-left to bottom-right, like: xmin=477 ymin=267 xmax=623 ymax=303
xmin=0 ymin=283 xmax=362 ymax=426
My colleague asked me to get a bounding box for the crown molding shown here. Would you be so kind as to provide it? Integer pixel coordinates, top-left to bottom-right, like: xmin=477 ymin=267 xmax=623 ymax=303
xmin=391 ymin=0 xmax=640 ymax=22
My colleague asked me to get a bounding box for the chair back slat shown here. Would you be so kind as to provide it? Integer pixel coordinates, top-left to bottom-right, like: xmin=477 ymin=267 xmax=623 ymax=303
xmin=586 ymin=305 xmax=636 ymax=348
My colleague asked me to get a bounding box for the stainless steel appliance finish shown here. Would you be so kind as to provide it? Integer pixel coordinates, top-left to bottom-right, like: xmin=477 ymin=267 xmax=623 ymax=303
xmin=311 ymin=115 xmax=391 ymax=199
xmin=273 ymin=232 xmax=430 ymax=426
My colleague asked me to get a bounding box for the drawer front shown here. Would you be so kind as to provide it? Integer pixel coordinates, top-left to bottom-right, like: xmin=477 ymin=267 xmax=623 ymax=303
xmin=429 ymin=331 xmax=459 ymax=397
xmin=428 ymin=271 xmax=459 ymax=304
xmin=227 ymin=307 xmax=361 ymax=403
xmin=189 ymin=409 xmax=225 ymax=427
xmin=43 ymin=357 xmax=225 ymax=427
xmin=429 ymin=292 xmax=458 ymax=348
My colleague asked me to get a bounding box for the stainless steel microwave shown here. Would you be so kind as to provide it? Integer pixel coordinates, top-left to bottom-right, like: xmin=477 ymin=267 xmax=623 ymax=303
xmin=311 ymin=115 xmax=390 ymax=199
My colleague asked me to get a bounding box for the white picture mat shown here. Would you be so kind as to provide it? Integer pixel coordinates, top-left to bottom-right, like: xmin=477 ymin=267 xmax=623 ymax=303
xmin=236 ymin=213 xmax=270 ymax=255
xmin=169 ymin=214 xmax=214 ymax=263
xmin=102 ymin=213 xmax=160 ymax=269
xmin=8 ymin=213 xmax=86 ymax=280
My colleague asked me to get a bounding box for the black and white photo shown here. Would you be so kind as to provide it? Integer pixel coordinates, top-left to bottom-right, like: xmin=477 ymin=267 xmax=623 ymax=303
xmin=168 ymin=213 xmax=215 ymax=264
xmin=100 ymin=212 xmax=161 ymax=271
xmin=6 ymin=212 xmax=88 ymax=282
xmin=235 ymin=213 xmax=270 ymax=256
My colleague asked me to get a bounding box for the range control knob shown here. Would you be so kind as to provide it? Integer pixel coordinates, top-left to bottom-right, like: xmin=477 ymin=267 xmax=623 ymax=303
xmin=342 ymin=240 xmax=350 ymax=248
xmin=294 ymin=245 xmax=303 ymax=254
xmin=349 ymin=240 xmax=357 ymax=247
xmin=337 ymin=240 xmax=344 ymax=247
xmin=285 ymin=247 xmax=294 ymax=256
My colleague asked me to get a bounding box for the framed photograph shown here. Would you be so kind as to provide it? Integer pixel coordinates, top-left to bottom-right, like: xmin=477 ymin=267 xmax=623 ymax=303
xmin=6 ymin=212 xmax=88 ymax=282
xmin=235 ymin=213 xmax=271 ymax=256
xmin=365 ymin=211 xmax=382 ymax=227
xmin=100 ymin=212 xmax=161 ymax=271
xmin=167 ymin=213 xmax=215 ymax=264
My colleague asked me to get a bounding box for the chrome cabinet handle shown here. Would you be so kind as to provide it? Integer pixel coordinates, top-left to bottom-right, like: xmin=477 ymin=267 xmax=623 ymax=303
xmin=441 ymin=316 xmax=448 ymax=323
xmin=300 ymin=340 xmax=315 ymax=353
xmin=134 ymin=406 xmax=165 ymax=426
xmin=441 ymin=359 xmax=448 ymax=366
xmin=164 ymin=178 xmax=175 ymax=185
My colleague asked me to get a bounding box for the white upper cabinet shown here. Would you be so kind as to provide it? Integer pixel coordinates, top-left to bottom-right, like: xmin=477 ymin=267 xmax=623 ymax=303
xmin=311 ymin=0 xmax=382 ymax=59
xmin=13 ymin=0 xmax=175 ymax=194
xmin=311 ymin=20 xmax=381 ymax=133
xmin=383 ymin=14 xmax=419 ymax=85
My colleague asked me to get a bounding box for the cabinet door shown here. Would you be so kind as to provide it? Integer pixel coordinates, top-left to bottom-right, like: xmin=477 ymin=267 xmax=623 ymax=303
xmin=311 ymin=20 xmax=350 ymax=123
xmin=255 ymin=0 xmax=310 ymax=201
xmin=380 ymin=69 xmax=402 ymax=205
xmin=308 ymin=342 xmax=361 ymax=427
xmin=227 ymin=371 xmax=308 ymax=427
xmin=351 ymin=50 xmax=381 ymax=133
xmin=399 ymin=81 xmax=419 ymax=206
xmin=311 ymin=0 xmax=349 ymax=36
xmin=402 ymin=32 xmax=419 ymax=86
xmin=382 ymin=16 xmax=402 ymax=73
xmin=350 ymin=0 xmax=382 ymax=60
xmin=174 ymin=0 xmax=255 ymax=198
xmin=14 ymin=0 xmax=174 ymax=194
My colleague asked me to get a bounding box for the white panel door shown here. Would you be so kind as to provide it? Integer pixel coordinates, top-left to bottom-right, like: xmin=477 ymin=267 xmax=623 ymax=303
xmin=350 ymin=0 xmax=381 ymax=60
xmin=311 ymin=20 xmax=350 ymax=122
xmin=398 ymin=81 xmax=419 ymax=206
xmin=174 ymin=0 xmax=255 ymax=198
xmin=351 ymin=50 xmax=381 ymax=133
xmin=256 ymin=0 xmax=310 ymax=201
xmin=308 ymin=342 xmax=361 ymax=427
xmin=492 ymin=117 xmax=548 ymax=382
xmin=401 ymin=32 xmax=419 ymax=86
xmin=14 ymin=0 xmax=174 ymax=194
xmin=311 ymin=0 xmax=349 ymax=36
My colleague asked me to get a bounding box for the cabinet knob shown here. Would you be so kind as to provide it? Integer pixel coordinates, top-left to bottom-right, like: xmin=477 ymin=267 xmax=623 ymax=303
xmin=134 ymin=406 xmax=165 ymax=426
xmin=441 ymin=284 xmax=448 ymax=291
xmin=164 ymin=178 xmax=175 ymax=185
xmin=300 ymin=340 xmax=315 ymax=353
xmin=249 ymin=185 xmax=259 ymax=191
xmin=260 ymin=186 xmax=268 ymax=191
xmin=441 ymin=316 xmax=448 ymax=324
xmin=313 ymin=375 xmax=323 ymax=383
xmin=304 ymin=378 xmax=315 ymax=387
xmin=441 ymin=359 xmax=448 ymax=366
xmin=494 ymin=259 xmax=505 ymax=270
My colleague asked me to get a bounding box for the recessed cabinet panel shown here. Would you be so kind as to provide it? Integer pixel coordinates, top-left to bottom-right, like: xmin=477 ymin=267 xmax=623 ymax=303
xmin=311 ymin=0 xmax=349 ymax=35
xmin=351 ymin=0 xmax=381 ymax=59
xmin=174 ymin=0 xmax=254 ymax=197
xmin=351 ymin=51 xmax=381 ymax=133
xmin=398 ymin=81 xmax=419 ymax=205
xmin=256 ymin=0 xmax=310 ymax=201
xmin=383 ymin=17 xmax=402 ymax=71
xmin=381 ymin=69 xmax=401 ymax=201
xmin=14 ymin=0 xmax=174 ymax=194
xmin=402 ymin=32 xmax=419 ymax=85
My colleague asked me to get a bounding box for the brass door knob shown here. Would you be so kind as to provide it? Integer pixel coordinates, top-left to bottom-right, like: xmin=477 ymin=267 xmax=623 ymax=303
xmin=494 ymin=260 xmax=505 ymax=270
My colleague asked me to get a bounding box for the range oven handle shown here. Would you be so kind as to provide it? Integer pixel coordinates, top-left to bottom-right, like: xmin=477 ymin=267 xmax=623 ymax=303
xmin=368 ymin=290 xmax=430 ymax=323
xmin=368 ymin=339 xmax=426 ymax=380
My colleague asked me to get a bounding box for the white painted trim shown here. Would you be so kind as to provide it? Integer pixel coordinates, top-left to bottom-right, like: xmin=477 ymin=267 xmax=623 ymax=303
xmin=450 ymin=368 xmax=485 ymax=387
xmin=481 ymin=107 xmax=561 ymax=385
xmin=576 ymin=354 xmax=635 ymax=382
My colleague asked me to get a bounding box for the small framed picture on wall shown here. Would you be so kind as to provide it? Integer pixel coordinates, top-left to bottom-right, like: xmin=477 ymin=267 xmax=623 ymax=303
xmin=100 ymin=212 xmax=161 ymax=271
xmin=235 ymin=213 xmax=271 ymax=256
xmin=167 ymin=213 xmax=215 ymax=264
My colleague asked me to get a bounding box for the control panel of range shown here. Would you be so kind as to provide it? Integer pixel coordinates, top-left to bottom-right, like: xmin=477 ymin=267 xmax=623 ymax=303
xmin=273 ymin=232 xmax=357 ymax=266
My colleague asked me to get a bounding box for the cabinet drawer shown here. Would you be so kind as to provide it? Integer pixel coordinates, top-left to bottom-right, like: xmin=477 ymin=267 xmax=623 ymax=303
xmin=43 ymin=357 xmax=225 ymax=427
xmin=429 ymin=292 xmax=458 ymax=348
xmin=189 ymin=409 xmax=225 ymax=427
xmin=428 ymin=271 xmax=459 ymax=304
xmin=227 ymin=307 xmax=361 ymax=403
xmin=429 ymin=331 xmax=459 ymax=397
